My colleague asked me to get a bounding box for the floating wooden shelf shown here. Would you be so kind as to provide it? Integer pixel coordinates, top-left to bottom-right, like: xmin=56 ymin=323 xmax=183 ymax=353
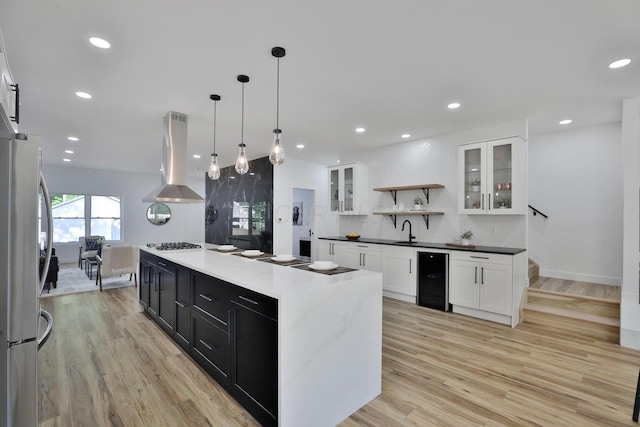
xmin=373 ymin=184 xmax=444 ymax=204
xmin=372 ymin=211 xmax=444 ymax=228
xmin=373 ymin=184 xmax=445 ymax=228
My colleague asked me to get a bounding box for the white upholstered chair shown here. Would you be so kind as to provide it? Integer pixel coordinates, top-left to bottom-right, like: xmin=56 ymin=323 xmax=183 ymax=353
xmin=95 ymin=245 xmax=138 ymax=291
xmin=78 ymin=235 xmax=105 ymax=269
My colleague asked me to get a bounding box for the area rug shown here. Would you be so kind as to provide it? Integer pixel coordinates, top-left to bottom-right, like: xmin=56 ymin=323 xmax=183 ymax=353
xmin=40 ymin=265 xmax=136 ymax=298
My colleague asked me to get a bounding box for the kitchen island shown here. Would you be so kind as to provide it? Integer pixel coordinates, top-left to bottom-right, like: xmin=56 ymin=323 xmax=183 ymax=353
xmin=139 ymin=244 xmax=383 ymax=427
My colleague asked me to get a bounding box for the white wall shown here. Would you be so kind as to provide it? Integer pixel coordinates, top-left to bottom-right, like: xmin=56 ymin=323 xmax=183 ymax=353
xmin=43 ymin=165 xmax=205 ymax=263
xmin=528 ymin=123 xmax=623 ymax=285
xmin=330 ymin=120 xmax=529 ymax=249
xmin=620 ymin=97 xmax=640 ymax=349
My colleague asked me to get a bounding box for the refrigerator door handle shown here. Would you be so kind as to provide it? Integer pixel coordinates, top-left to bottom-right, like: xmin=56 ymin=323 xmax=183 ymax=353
xmin=37 ymin=309 xmax=53 ymax=349
xmin=39 ymin=171 xmax=53 ymax=294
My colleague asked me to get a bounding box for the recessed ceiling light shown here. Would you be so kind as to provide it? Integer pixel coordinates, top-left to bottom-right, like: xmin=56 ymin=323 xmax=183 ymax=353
xmin=67 ymin=136 xmax=79 ymax=141
xmin=249 ymin=172 xmax=255 ymax=176
xmin=296 ymin=144 xmax=305 ymax=149
xmin=447 ymin=102 xmax=461 ymax=109
xmin=63 ymin=158 xmax=71 ymax=162
xmin=75 ymin=91 xmax=92 ymax=99
xmin=337 ymin=160 xmax=341 ymax=163
xmin=559 ymin=119 xmax=572 ymax=125
xmin=89 ymin=37 xmax=111 ymax=49
xmin=609 ymin=58 xmax=631 ymax=69
xmin=64 ymin=150 xmax=74 ymax=154
xmin=401 ymin=134 xmax=411 ymax=139
xmin=355 ymin=127 xmax=365 ymax=133
xmin=193 ymin=154 xmax=201 ymax=159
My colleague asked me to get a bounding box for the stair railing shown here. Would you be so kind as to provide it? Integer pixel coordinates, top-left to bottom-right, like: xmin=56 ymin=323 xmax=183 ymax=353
xmin=528 ymin=205 xmax=548 ymax=218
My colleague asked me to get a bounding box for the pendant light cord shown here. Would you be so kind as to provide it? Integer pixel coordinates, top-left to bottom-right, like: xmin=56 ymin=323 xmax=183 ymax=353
xmin=276 ymin=56 xmax=280 ymax=130
xmin=241 ymin=82 xmax=245 ymax=144
xmin=213 ymin=100 xmax=217 ymax=153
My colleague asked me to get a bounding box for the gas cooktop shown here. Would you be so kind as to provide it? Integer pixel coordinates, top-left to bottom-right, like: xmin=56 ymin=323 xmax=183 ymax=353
xmin=147 ymin=242 xmax=202 ymax=251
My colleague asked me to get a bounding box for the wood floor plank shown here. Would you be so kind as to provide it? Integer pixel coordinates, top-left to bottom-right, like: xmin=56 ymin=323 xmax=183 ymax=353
xmin=38 ymin=288 xmax=640 ymax=427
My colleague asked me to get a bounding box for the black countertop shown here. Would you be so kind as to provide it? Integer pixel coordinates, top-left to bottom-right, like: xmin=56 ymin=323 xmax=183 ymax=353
xmin=319 ymin=236 xmax=526 ymax=255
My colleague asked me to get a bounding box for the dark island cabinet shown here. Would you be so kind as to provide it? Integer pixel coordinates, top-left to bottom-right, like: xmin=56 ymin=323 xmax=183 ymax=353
xmin=138 ymin=250 xmax=278 ymax=426
xmin=139 ymin=252 xmax=177 ymax=334
xmin=230 ymin=286 xmax=278 ymax=427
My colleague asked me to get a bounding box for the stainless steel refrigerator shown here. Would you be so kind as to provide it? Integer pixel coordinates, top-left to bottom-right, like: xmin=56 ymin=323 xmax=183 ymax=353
xmin=1 ymin=126 xmax=54 ymax=426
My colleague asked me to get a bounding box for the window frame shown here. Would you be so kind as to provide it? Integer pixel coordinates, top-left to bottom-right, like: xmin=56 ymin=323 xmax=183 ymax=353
xmin=49 ymin=193 xmax=123 ymax=243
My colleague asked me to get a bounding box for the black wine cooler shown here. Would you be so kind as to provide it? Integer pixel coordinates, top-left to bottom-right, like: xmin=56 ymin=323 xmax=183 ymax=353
xmin=417 ymin=252 xmax=449 ymax=311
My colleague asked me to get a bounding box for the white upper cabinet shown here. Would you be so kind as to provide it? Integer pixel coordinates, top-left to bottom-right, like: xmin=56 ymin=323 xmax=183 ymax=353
xmin=458 ymin=136 xmax=526 ymax=215
xmin=0 ymin=34 xmax=18 ymax=133
xmin=328 ymin=162 xmax=368 ymax=215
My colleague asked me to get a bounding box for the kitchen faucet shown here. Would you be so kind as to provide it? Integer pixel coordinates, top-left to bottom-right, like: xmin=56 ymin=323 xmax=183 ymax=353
xmin=401 ymin=220 xmax=415 ymax=243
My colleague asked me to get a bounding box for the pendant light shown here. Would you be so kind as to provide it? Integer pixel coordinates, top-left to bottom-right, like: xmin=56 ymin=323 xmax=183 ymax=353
xmin=235 ymin=75 xmax=250 ymax=175
xmin=207 ymin=94 xmax=221 ymax=180
xmin=269 ymin=47 xmax=286 ymax=165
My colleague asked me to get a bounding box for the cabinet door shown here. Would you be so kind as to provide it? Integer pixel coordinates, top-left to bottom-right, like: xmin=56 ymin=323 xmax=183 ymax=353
xmin=345 ymin=244 xmax=380 ymax=271
xmin=381 ymin=248 xmax=416 ymax=296
xmin=148 ymin=268 xmax=160 ymax=317
xmin=479 ymin=263 xmax=512 ymax=315
xmin=449 ymin=260 xmax=480 ymax=309
xmin=487 ymin=137 xmax=524 ymax=215
xmin=329 ymin=167 xmax=341 ymax=213
xmin=156 ymin=262 xmax=176 ymax=334
xmin=174 ymin=265 xmax=192 ymax=348
xmin=0 ymin=51 xmax=17 ymax=133
xmin=139 ymin=260 xmax=152 ymax=308
xmin=231 ymin=301 xmax=278 ymax=426
xmin=458 ymin=142 xmax=486 ymax=214
xmin=318 ymin=240 xmax=336 ymax=262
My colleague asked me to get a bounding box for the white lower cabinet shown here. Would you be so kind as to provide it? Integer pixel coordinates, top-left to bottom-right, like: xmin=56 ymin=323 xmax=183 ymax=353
xmin=344 ymin=243 xmax=380 ymax=272
xmin=449 ymin=251 xmax=513 ymax=323
xmin=318 ymin=240 xmax=345 ymax=263
xmin=380 ymin=246 xmax=416 ymax=300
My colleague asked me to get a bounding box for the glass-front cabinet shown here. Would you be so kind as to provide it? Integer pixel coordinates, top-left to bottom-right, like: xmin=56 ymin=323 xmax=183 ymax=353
xmin=458 ymin=136 xmax=525 ymax=215
xmin=328 ymin=162 xmax=368 ymax=215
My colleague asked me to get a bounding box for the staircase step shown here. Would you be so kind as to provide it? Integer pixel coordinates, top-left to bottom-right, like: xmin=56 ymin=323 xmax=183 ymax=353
xmin=526 ymin=289 xmax=619 ymax=319
xmin=522 ymin=304 xmax=619 ymax=343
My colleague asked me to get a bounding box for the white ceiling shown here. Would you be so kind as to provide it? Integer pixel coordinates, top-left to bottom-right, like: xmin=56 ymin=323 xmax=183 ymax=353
xmin=1 ymin=0 xmax=639 ymax=177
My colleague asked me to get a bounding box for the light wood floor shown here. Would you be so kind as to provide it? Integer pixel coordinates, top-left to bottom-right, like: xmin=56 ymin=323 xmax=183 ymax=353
xmin=39 ymin=288 xmax=640 ymax=426
xmin=530 ymin=276 xmax=621 ymax=302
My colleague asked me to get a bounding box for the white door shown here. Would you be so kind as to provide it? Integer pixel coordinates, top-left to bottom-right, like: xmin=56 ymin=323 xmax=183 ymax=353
xmin=292 ymin=188 xmax=314 ymax=260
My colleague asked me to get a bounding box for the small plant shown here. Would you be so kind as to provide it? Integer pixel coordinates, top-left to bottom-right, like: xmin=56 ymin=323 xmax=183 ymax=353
xmin=460 ymin=230 xmax=473 ymax=240
xmin=414 ymin=196 xmax=424 ymax=205
xmin=498 ymin=198 xmax=510 ymax=207
xmin=469 ymin=180 xmax=481 ymax=186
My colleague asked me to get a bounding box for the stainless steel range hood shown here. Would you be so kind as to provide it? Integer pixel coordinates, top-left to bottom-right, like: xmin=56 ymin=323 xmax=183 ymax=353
xmin=143 ymin=111 xmax=204 ymax=203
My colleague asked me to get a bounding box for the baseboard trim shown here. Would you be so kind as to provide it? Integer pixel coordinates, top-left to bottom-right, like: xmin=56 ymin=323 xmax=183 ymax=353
xmin=538 ymin=268 xmax=621 ymax=286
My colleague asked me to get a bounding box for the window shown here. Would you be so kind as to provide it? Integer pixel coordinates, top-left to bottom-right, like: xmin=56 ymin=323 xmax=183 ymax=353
xmin=50 ymin=193 xmax=121 ymax=243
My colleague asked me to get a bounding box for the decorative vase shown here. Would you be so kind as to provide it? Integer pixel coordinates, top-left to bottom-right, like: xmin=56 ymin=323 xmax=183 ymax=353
xmin=414 ymin=204 xmax=422 ymax=211
xmin=461 ymin=238 xmax=470 ymax=246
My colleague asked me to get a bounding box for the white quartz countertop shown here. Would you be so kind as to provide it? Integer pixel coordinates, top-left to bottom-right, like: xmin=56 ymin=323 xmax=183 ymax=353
xmin=140 ymin=244 xmax=381 ymax=300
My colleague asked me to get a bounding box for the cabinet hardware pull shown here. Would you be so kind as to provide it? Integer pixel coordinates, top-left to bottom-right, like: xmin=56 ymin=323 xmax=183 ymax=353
xmin=357 ymin=245 xmax=367 ymax=248
xmin=10 ymin=83 xmax=19 ymax=124
xmin=474 ymin=266 xmax=478 ymax=284
xmin=199 ymin=293 xmax=214 ymax=302
xmin=470 ymin=256 xmax=489 ymax=259
xmin=158 ymin=261 xmax=167 ymax=267
xmin=481 ymin=194 xmax=484 ymax=210
xmin=175 ymin=301 xmax=186 ymax=308
xmin=199 ymin=339 xmax=215 ymax=351
xmin=363 ymin=253 xmax=366 ymax=266
xmin=238 ymin=295 xmax=259 ymax=305
xmin=488 ymin=194 xmax=491 ymax=210
xmin=481 ymin=267 xmax=484 ymax=285
xmin=409 ymin=259 xmax=412 ymax=274
xmin=359 ymin=253 xmax=362 ymax=266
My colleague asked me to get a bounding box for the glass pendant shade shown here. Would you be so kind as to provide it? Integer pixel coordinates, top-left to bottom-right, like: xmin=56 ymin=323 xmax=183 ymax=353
xmin=269 ymin=129 xmax=285 ymax=165
xmin=207 ymin=153 xmax=220 ymax=180
xmin=235 ymin=143 xmax=249 ymax=174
